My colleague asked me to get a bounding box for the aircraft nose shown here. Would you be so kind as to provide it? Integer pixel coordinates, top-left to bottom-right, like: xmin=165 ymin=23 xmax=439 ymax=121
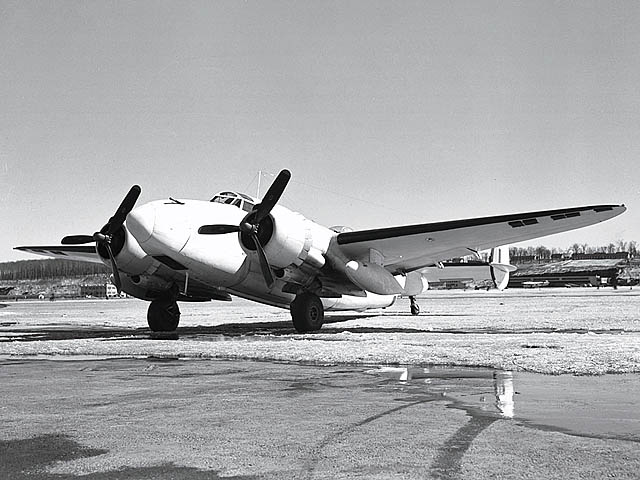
xmin=127 ymin=202 xmax=156 ymax=243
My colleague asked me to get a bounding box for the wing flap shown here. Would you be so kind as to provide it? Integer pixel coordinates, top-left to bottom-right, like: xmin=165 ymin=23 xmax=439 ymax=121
xmin=336 ymin=204 xmax=626 ymax=273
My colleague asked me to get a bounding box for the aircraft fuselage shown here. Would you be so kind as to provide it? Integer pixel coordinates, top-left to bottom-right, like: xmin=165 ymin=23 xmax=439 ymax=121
xmin=122 ymin=195 xmax=396 ymax=312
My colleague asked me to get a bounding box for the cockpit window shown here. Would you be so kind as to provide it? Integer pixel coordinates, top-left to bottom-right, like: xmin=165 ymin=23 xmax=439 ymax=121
xmin=210 ymin=191 xmax=255 ymax=212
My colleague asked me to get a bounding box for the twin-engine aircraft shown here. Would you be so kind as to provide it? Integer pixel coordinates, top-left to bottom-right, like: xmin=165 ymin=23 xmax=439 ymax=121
xmin=16 ymin=170 xmax=625 ymax=332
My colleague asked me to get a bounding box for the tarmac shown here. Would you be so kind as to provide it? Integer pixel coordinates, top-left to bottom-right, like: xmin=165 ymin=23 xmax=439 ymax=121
xmin=1 ymin=357 xmax=639 ymax=479
xmin=0 ymin=291 xmax=639 ymax=478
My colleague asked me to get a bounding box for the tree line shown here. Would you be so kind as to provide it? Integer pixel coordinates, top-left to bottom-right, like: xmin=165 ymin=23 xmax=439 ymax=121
xmin=509 ymin=239 xmax=637 ymax=260
xmin=0 ymin=259 xmax=109 ymax=281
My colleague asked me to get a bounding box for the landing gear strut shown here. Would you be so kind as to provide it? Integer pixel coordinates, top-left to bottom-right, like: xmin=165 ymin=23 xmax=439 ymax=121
xmin=290 ymin=292 xmax=324 ymax=333
xmin=147 ymin=293 xmax=181 ymax=332
xmin=409 ymin=296 xmax=420 ymax=316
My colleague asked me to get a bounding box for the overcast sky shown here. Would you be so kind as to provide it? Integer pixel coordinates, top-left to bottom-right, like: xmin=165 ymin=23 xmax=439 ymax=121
xmin=2 ymin=1 xmax=639 ymax=261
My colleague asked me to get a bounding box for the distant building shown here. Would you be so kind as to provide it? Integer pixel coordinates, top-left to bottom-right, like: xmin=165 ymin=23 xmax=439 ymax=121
xmin=572 ymin=252 xmax=629 ymax=260
xmin=81 ymin=283 xmax=124 ymax=298
xmin=80 ymin=284 xmax=107 ymax=298
xmin=509 ymin=259 xmax=626 ymax=288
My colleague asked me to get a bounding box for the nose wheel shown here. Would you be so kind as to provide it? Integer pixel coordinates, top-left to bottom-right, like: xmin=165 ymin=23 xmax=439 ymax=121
xmin=290 ymin=292 xmax=324 ymax=333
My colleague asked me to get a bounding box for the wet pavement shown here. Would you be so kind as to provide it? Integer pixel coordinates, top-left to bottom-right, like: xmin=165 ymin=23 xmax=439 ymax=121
xmin=370 ymin=366 xmax=640 ymax=442
xmin=1 ymin=357 xmax=639 ymax=479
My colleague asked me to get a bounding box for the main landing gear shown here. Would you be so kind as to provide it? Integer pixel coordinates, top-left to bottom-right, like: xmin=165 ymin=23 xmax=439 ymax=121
xmin=147 ymin=291 xmax=181 ymax=332
xmin=409 ymin=296 xmax=420 ymax=316
xmin=290 ymin=292 xmax=324 ymax=333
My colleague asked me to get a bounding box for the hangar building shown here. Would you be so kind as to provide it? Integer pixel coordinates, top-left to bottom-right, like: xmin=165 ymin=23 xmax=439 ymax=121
xmin=508 ymin=253 xmax=631 ymax=288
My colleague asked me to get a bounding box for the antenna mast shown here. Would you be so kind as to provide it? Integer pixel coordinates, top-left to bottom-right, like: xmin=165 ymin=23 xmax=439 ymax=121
xmin=256 ymin=170 xmax=261 ymax=199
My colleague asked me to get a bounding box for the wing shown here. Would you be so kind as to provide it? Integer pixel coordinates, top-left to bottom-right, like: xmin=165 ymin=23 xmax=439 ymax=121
xmin=335 ymin=204 xmax=626 ymax=274
xmin=14 ymin=245 xmax=103 ymax=264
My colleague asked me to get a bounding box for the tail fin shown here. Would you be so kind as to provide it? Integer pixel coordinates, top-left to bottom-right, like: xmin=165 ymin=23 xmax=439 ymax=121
xmin=489 ymin=246 xmax=517 ymax=290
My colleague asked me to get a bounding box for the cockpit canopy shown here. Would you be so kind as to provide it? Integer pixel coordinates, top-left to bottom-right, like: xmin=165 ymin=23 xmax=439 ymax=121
xmin=210 ymin=191 xmax=256 ymax=213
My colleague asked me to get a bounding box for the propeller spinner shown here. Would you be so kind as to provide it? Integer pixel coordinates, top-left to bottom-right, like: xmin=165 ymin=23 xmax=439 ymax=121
xmin=198 ymin=169 xmax=291 ymax=288
xmin=61 ymin=185 xmax=141 ymax=293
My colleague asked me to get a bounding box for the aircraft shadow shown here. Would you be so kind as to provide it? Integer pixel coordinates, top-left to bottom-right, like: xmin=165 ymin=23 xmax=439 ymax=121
xmin=0 ymin=314 xmax=428 ymax=341
xmin=2 ymin=319 xmax=627 ymax=342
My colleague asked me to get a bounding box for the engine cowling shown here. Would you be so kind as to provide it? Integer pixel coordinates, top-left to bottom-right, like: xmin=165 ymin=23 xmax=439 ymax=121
xmin=96 ymin=226 xmax=154 ymax=276
xmin=253 ymin=205 xmax=332 ymax=271
xmin=95 ymin=226 xmax=160 ymax=299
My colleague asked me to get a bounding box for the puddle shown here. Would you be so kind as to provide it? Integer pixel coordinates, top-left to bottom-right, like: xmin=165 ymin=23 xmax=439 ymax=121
xmin=368 ymin=366 xmax=640 ymax=442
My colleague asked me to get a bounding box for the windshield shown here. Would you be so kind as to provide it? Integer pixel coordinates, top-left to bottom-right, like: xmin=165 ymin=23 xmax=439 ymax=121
xmin=210 ymin=191 xmax=255 ymax=212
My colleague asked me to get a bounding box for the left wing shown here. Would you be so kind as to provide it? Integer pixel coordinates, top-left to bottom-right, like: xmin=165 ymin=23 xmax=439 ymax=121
xmin=335 ymin=204 xmax=626 ymax=274
xmin=14 ymin=245 xmax=103 ymax=264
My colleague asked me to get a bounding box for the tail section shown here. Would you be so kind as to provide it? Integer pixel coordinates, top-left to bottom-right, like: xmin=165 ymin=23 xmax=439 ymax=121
xmin=489 ymin=246 xmax=517 ymax=290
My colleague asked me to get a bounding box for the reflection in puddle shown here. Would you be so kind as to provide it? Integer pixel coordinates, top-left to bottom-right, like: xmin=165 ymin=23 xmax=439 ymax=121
xmin=368 ymin=366 xmax=640 ymax=442
xmin=371 ymin=366 xmax=515 ymax=417
xmin=492 ymin=371 xmax=514 ymax=418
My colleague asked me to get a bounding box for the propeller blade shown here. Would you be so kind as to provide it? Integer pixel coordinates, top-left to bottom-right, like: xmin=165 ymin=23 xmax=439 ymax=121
xmin=61 ymin=235 xmax=95 ymax=245
xmin=254 ymin=169 xmax=290 ymax=223
xmin=106 ymin=185 xmax=141 ymax=235
xmin=198 ymin=224 xmax=240 ymax=235
xmin=252 ymin=233 xmax=274 ymax=288
xmin=103 ymin=242 xmax=122 ymax=294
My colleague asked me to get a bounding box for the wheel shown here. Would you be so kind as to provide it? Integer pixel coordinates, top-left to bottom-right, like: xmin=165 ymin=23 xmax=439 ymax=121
xmin=147 ymin=297 xmax=181 ymax=331
xmin=290 ymin=292 xmax=324 ymax=333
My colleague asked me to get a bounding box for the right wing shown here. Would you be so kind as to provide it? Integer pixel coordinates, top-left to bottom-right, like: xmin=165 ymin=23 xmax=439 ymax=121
xmin=14 ymin=245 xmax=103 ymax=264
xmin=335 ymin=204 xmax=626 ymax=275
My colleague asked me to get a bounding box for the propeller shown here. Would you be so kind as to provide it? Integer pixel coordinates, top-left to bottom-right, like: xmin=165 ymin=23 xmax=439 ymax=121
xmin=61 ymin=185 xmax=142 ymax=293
xmin=198 ymin=169 xmax=291 ymax=288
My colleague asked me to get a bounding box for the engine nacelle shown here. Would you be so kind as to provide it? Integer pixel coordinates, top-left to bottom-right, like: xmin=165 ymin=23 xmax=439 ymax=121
xmin=395 ymin=271 xmax=429 ymax=296
xmin=323 ymin=292 xmax=397 ymax=312
xmin=258 ymin=206 xmax=332 ymax=270
xmin=97 ymin=227 xmax=155 ymax=276
xmin=325 ymin=241 xmax=427 ymax=296
xmin=118 ymin=274 xmax=174 ymax=301
xmin=343 ymin=260 xmax=404 ymax=295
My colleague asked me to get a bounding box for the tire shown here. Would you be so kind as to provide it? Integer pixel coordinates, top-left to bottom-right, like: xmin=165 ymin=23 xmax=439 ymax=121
xmin=290 ymin=292 xmax=324 ymax=333
xmin=147 ymin=297 xmax=181 ymax=331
